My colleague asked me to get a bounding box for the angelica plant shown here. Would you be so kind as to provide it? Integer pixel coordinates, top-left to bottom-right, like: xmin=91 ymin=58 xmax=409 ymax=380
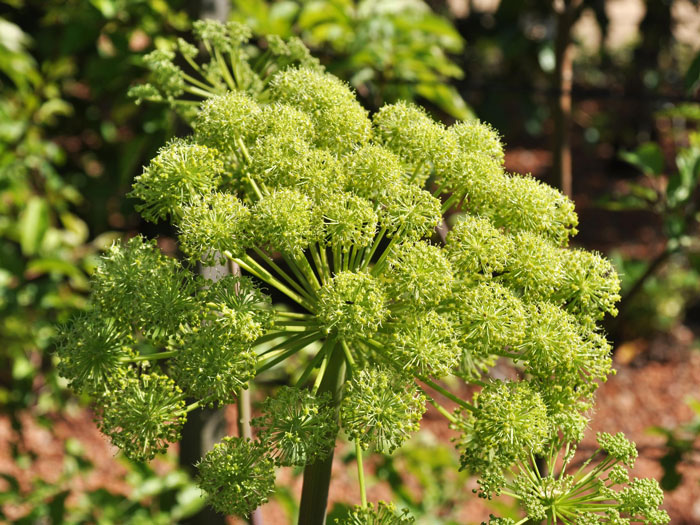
xmin=55 ymin=20 xmax=668 ymax=524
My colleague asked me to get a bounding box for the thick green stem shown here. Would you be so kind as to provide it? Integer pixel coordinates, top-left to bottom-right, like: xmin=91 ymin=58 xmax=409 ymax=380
xmin=298 ymin=343 xmax=346 ymax=525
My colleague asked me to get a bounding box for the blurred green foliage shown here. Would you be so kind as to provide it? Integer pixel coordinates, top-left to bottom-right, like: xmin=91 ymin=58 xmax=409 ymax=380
xmin=231 ymin=0 xmax=471 ymax=119
xmin=602 ymin=104 xmax=700 ymax=338
xmin=0 ymin=437 xmax=204 ymax=523
xmin=650 ymin=398 xmax=700 ymax=492
xmin=0 ymin=1 xmax=199 ymax=521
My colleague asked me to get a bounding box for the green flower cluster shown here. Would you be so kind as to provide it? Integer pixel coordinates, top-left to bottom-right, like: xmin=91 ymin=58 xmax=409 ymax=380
xmin=337 ymin=501 xmax=415 ymax=524
xmin=56 ymin=236 xmax=271 ymax=460
xmin=252 ymin=387 xmax=338 ymax=467
xmin=57 ymin=20 xmax=663 ymax=522
xmin=483 ymin=432 xmax=669 ymax=524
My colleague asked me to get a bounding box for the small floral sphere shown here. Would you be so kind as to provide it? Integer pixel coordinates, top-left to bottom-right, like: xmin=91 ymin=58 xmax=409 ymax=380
xmin=194 ymin=91 xmax=261 ymax=157
xmin=384 ymin=241 xmax=453 ymax=306
xmin=453 ymin=281 xmax=527 ymax=360
xmin=270 ymin=67 xmax=371 ymax=153
xmin=322 ymin=192 xmax=378 ymax=252
xmin=253 ymin=387 xmax=338 ymax=466
xmin=384 ymin=310 xmax=460 ymax=379
xmin=178 ymin=192 xmax=251 ymax=264
xmin=129 ymin=139 xmax=223 ymax=223
xmin=201 ymin=275 xmax=273 ymax=344
xmin=450 ymin=119 xmax=504 ymax=164
xmin=55 ymin=311 xmax=134 ymax=395
xmin=341 ymin=367 xmax=425 ymax=453
xmin=457 ymin=380 xmax=550 ymax=476
xmin=500 ymin=231 xmax=564 ymax=302
xmin=445 ymin=214 xmax=513 ymax=279
xmin=98 ymin=373 xmax=186 ymax=462
xmin=477 ymin=174 xmax=578 ymax=247
xmin=197 ymin=437 xmax=275 ymax=517
xmin=317 ymin=272 xmax=388 ymax=339
xmin=555 ymin=248 xmax=621 ymax=327
xmin=344 ymin=144 xmax=403 ymax=200
xmin=379 ymin=183 xmax=442 ymax=240
xmin=91 ymin=236 xmax=199 ymax=341
xmin=172 ymin=323 xmax=257 ymax=405
xmin=336 ymin=501 xmax=415 ymax=524
xmin=373 ymin=101 xmax=453 ymax=187
xmin=252 ymin=188 xmax=322 ymax=256
xmin=596 ymin=432 xmax=638 ymax=467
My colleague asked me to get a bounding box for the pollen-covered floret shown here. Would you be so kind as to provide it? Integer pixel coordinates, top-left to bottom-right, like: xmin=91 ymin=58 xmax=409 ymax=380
xmin=336 ymin=501 xmax=415 ymax=524
xmin=270 ymin=67 xmax=371 ymax=153
xmin=98 ymin=373 xmax=186 ymax=462
xmin=178 ymin=192 xmax=251 ymax=264
xmin=341 ymin=367 xmax=425 ymax=453
xmin=248 ymin=135 xmax=314 ymax=189
xmin=445 ymin=215 xmax=513 ymax=279
xmin=91 ymin=236 xmax=199 ymax=341
xmin=344 ymin=144 xmax=404 ymax=200
xmin=129 ymin=139 xmax=223 ymax=223
xmin=384 ymin=310 xmax=460 ymax=378
xmin=518 ymin=301 xmax=583 ymax=378
xmin=379 ymin=183 xmax=442 ymax=240
xmin=373 ymin=101 xmax=454 ymax=187
xmin=322 ymin=192 xmax=378 ymax=252
xmin=250 ymin=102 xmax=315 ymax=144
xmin=453 ymin=282 xmax=527 ymax=360
xmin=172 ymin=322 xmax=257 ymax=405
xmin=200 ymin=275 xmax=273 ymax=343
xmin=196 ymin=437 xmax=275 ymax=517
xmin=253 ymin=387 xmax=338 ymax=466
xmin=450 ymin=119 xmax=505 ymax=165
xmin=499 ymin=231 xmax=564 ymax=302
xmin=252 ymin=188 xmax=322 ymax=256
xmin=457 ymin=380 xmax=550 ymax=477
xmin=317 ymin=272 xmax=388 ymax=339
xmin=384 ymin=241 xmax=453 ymax=306
xmin=55 ymin=311 xmax=134 ymax=395
xmin=194 ymin=91 xmax=261 ymax=158
xmin=479 ymin=174 xmax=578 ymax=246
xmin=555 ymin=248 xmax=621 ymax=326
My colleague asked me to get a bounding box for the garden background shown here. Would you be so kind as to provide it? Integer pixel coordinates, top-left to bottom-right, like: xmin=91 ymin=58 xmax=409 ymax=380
xmin=2 ymin=0 xmax=700 ymax=523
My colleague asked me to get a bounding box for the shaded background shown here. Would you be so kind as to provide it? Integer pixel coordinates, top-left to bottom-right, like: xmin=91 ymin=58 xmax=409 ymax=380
xmin=2 ymin=0 xmax=700 ymax=523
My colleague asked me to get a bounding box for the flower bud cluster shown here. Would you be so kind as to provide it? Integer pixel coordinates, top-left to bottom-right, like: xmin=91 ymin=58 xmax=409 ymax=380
xmin=196 ymin=437 xmax=275 ymax=517
xmin=341 ymin=368 xmax=426 ymax=453
xmin=252 ymin=387 xmax=338 ymax=467
xmin=57 ymin=236 xmax=273 ymax=460
xmin=337 ymin=501 xmax=415 ymax=524
xmin=486 ymin=433 xmax=669 ymax=524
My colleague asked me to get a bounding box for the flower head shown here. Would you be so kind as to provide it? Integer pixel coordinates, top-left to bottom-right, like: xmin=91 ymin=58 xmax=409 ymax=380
xmin=98 ymin=373 xmax=186 ymax=462
xmin=129 ymin=139 xmax=223 ymax=223
xmin=55 ymin=311 xmax=134 ymax=395
xmin=337 ymin=501 xmax=415 ymax=524
xmin=197 ymin=437 xmax=275 ymax=517
xmin=341 ymin=367 xmax=425 ymax=453
xmin=253 ymin=387 xmax=338 ymax=466
xmin=317 ymin=272 xmax=388 ymax=339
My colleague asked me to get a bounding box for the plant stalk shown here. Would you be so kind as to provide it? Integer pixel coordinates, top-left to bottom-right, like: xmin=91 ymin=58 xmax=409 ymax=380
xmin=298 ymin=343 xmax=346 ymax=525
